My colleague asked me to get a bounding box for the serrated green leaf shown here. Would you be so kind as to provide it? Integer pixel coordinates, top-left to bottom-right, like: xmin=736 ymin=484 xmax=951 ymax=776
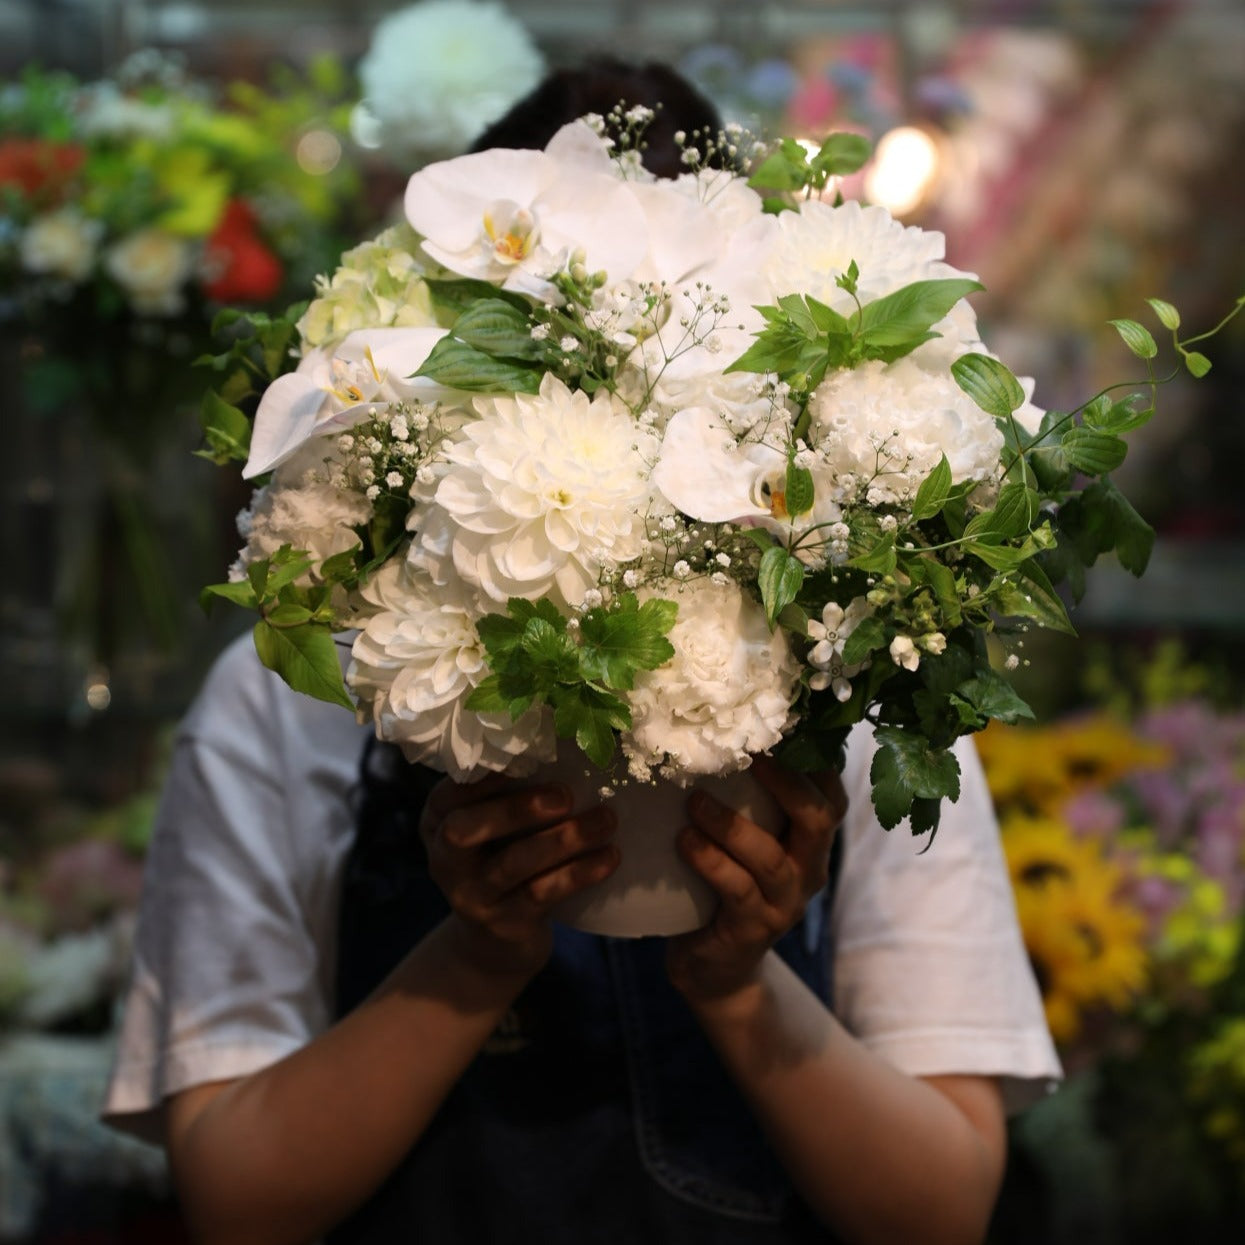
xmin=911 ymin=455 xmax=952 ymax=522
xmin=252 ymin=619 xmax=354 ymax=710
xmin=951 ymin=353 xmax=1025 ymax=419
xmin=577 ymin=594 xmax=677 ymax=689
xmin=1109 ymin=318 xmax=1158 ymax=360
xmin=1061 ymin=428 xmax=1128 ymax=475
xmin=758 ymin=546 xmax=805 ymax=627
xmin=414 ymin=337 xmax=542 ymax=393
xmin=1146 ymin=297 xmax=1181 ymax=331
xmin=869 ymin=727 xmax=961 ymax=830
xmin=464 ymin=674 xmax=508 ymax=713
xmin=955 ymin=670 xmax=1036 ymax=724
xmin=551 ymin=684 xmax=630 ymax=769
xmin=854 ymin=279 xmax=983 ymax=351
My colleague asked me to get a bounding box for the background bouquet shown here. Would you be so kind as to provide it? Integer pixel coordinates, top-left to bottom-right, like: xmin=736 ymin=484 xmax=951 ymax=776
xmin=201 ymin=110 xmax=1234 ymax=835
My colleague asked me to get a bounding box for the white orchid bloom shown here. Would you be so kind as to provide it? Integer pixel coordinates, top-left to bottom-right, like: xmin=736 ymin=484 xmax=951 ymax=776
xmin=404 ymin=135 xmax=649 ymax=301
xmin=243 ymin=327 xmax=450 ymax=478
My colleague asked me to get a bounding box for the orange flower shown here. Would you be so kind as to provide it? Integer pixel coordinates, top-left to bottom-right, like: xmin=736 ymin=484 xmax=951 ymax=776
xmin=202 ymin=199 xmax=284 ymax=304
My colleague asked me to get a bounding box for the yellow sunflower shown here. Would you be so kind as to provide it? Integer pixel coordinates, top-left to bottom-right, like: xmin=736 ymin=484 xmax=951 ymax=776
xmin=1005 ymin=820 xmax=1149 ymax=1043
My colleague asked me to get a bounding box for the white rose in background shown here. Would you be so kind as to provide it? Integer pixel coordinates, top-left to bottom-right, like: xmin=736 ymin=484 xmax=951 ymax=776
xmin=20 ymin=208 xmax=103 ymax=282
xmin=623 ymin=577 xmax=800 ymax=779
xmin=809 ymin=354 xmax=1006 ymax=508
xmin=357 ymin=0 xmax=544 ymax=163
xmin=349 ymin=561 xmax=555 ymax=778
xmin=104 ymin=227 xmax=195 ymax=315
xmin=417 ymin=374 xmax=659 ymax=608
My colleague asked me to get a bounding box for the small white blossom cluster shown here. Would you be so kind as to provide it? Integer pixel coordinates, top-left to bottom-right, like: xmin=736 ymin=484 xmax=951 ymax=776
xmin=229 ymin=117 xmax=1044 ymax=784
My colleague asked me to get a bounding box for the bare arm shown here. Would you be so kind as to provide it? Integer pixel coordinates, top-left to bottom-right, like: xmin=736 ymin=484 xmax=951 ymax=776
xmin=164 ymin=776 xmax=619 ymax=1245
xmin=668 ymin=758 xmax=1006 ymax=1245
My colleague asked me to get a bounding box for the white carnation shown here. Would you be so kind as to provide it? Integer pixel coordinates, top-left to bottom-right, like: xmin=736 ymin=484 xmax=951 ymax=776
xmin=232 ymin=440 xmax=370 ymax=581
xmin=359 ymin=0 xmax=544 ymax=161
xmin=417 ymin=374 xmax=658 ymax=607
xmin=809 ymin=355 xmax=1005 ymax=508
xmin=348 ymin=561 xmax=554 ymax=779
xmin=622 ymin=578 xmax=800 ymax=779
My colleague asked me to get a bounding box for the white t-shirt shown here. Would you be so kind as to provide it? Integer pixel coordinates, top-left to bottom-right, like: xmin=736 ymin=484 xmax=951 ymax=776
xmin=103 ymin=635 xmax=1060 ymax=1140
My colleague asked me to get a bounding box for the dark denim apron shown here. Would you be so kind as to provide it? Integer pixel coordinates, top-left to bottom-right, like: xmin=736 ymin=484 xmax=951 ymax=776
xmin=328 ymin=739 xmax=844 ymax=1243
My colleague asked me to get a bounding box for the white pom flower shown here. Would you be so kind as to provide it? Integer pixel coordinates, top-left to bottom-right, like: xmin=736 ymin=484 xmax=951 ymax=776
xmin=809 ymin=355 xmax=1005 ymax=508
xmin=19 ymin=208 xmax=103 ymax=282
xmin=358 ymin=0 xmax=544 ymax=162
xmin=622 ymin=578 xmax=800 ymax=779
xmin=348 ymin=561 xmax=555 ymax=779
xmin=417 ymin=374 xmax=658 ymax=608
xmin=104 ymin=227 xmax=195 ymax=315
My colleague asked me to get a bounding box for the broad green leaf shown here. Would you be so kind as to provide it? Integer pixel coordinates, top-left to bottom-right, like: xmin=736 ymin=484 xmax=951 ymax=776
xmin=987 ymin=484 xmax=1041 ymax=539
xmin=199 ymin=579 xmax=257 ymax=612
xmin=424 ymin=277 xmax=530 ymax=317
xmin=577 ymin=595 xmax=678 ymax=689
xmin=247 ymin=558 xmax=269 ymax=600
xmin=951 ymin=353 xmax=1025 ymax=419
xmin=265 ymin=551 xmax=315 ymax=595
xmin=869 ymin=726 xmax=961 ymax=831
xmin=552 ymin=684 xmax=631 ymax=770
xmin=854 ymin=279 xmax=983 ymax=350
xmin=464 ymin=673 xmax=508 ymax=713
xmin=198 ymin=389 xmax=252 ymax=464
xmin=252 ymin=619 xmax=354 ymax=710
xmin=992 ymin=562 xmax=1076 ymax=634
xmin=805 ymin=295 xmax=852 ymax=335
xmin=847 ymin=535 xmax=897 ymax=575
xmin=1146 ymin=297 xmax=1181 ymax=331
xmin=758 ymin=545 xmax=805 ymax=627
xmin=966 ymin=541 xmax=1028 ymax=572
xmin=1082 ymin=393 xmax=1153 ymax=435
xmin=1091 ymin=477 xmax=1155 ymax=575
xmin=954 ymin=670 xmax=1036 ymax=724
xmin=841 ymin=614 xmax=887 ymax=667
xmin=1109 ymin=318 xmax=1158 ymax=360
xmin=1183 ymin=350 xmax=1212 ymax=378
xmin=784 ymin=461 xmax=815 ymax=517
xmin=906 ymin=557 xmax=962 ymax=627
xmin=777 ymin=294 xmax=819 ymax=338
xmin=1061 ymin=427 xmax=1128 ymax=475
xmin=451 ymin=298 xmax=544 ymax=360
xmin=414 ymin=338 xmax=542 ymax=393
xmin=911 ymin=455 xmax=952 ymax=521
xmin=265 ymin=602 xmax=314 ymax=627
xmin=810 ymin=132 xmax=872 ymax=177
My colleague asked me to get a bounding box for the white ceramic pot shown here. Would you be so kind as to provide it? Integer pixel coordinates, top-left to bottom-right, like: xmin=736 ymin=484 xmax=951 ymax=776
xmin=541 ymin=751 xmax=786 ymax=939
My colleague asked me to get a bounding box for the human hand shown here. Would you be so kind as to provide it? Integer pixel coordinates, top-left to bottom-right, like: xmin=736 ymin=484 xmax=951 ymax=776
xmin=666 ymin=756 xmax=847 ymax=1003
xmin=420 ymin=774 xmax=619 ymax=978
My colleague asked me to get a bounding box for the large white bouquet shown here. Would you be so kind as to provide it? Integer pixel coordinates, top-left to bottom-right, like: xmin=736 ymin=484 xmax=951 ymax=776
xmin=200 ymin=116 xmax=1226 ymax=836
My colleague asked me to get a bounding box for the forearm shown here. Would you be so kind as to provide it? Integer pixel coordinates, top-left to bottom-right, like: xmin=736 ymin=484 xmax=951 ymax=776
xmin=681 ymin=951 xmax=1005 ymax=1245
xmin=167 ymin=916 xmax=532 ymax=1245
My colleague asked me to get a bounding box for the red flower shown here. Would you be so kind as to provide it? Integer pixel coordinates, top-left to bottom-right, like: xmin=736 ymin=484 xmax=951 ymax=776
xmin=202 ymin=198 xmax=284 ymax=304
xmin=0 ymin=137 xmax=85 ymax=201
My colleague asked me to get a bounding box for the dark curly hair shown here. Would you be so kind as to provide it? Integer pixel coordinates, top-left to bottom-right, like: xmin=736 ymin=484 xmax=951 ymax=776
xmin=470 ymin=58 xmax=730 ymax=179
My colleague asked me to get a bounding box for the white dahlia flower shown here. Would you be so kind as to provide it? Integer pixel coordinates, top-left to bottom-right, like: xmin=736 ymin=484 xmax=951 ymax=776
xmin=104 ymin=227 xmax=195 ymax=316
xmin=358 ymin=0 xmax=544 ymax=162
xmin=419 ymin=374 xmax=658 ymax=607
xmin=809 ymin=355 xmax=1005 ymax=508
xmin=622 ymin=578 xmax=800 ymax=779
xmin=348 ymin=561 xmax=555 ymax=778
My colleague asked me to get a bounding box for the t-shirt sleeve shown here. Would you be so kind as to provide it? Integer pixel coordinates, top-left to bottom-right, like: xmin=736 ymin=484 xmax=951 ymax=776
xmin=102 ymin=636 xmax=360 ymax=1141
xmin=831 ymin=729 xmax=1062 ymax=1114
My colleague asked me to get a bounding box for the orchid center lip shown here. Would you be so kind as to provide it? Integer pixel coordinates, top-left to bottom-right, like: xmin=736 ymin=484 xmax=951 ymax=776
xmin=482 ymin=201 xmax=539 ymax=265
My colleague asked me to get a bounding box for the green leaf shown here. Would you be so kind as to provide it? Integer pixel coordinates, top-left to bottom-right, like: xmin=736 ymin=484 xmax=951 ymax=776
xmin=198 ymin=389 xmax=252 ymax=465
xmin=966 ymin=542 xmax=1029 ymax=572
xmin=911 ymin=455 xmax=952 ymax=521
xmin=1109 ymin=318 xmax=1158 ymax=360
xmin=810 ymin=131 xmax=872 ymax=177
xmin=951 ymin=353 xmax=1025 ymax=419
xmin=758 ymin=546 xmax=805 ymax=627
xmin=252 ymin=619 xmax=354 ymax=710
xmin=906 ymin=557 xmax=962 ymax=627
xmin=841 ymin=614 xmax=887 ymax=666
xmin=1146 ymin=297 xmax=1181 ymax=331
xmin=464 ymin=674 xmax=508 ymax=714
xmin=577 ymin=595 xmax=678 ymax=689
xmin=854 ymin=279 xmax=984 ymax=351
xmin=992 ymin=563 xmax=1076 ymax=634
xmin=451 ymin=298 xmax=543 ymax=360
xmin=1060 ymin=427 xmax=1128 ymax=475
xmin=784 ymin=461 xmax=815 ymax=517
xmin=265 ymin=602 xmax=314 ymax=627
xmin=954 ymin=670 xmax=1036 ymax=725
xmin=847 ymin=535 xmax=897 ymax=575
xmin=980 ymin=484 xmax=1041 ymax=540
xmin=424 ymin=277 xmax=531 ymax=318
xmin=199 ymin=579 xmax=258 ymax=613
xmin=805 ymin=295 xmax=852 ymax=335
xmin=551 ymin=684 xmax=631 ymax=770
xmin=869 ymin=727 xmax=961 ymax=831
xmin=1090 ymin=476 xmax=1155 ymax=575
xmin=1081 ymin=393 xmax=1153 ymax=435
xmin=1183 ymin=350 xmax=1212 ymax=378
xmin=413 ymin=338 xmax=542 ymax=393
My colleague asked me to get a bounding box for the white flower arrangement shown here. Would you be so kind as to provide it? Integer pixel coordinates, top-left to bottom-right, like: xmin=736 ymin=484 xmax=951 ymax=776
xmin=201 ymin=117 xmax=1234 ymax=835
xmin=357 ymin=0 xmax=545 ymax=162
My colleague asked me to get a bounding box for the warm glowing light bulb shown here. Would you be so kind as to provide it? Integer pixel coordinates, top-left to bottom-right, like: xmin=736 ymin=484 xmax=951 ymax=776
xmin=864 ymin=126 xmax=941 ymax=216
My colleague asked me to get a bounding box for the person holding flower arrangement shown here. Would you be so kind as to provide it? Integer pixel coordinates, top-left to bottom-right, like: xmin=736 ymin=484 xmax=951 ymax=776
xmin=100 ymin=57 xmax=1098 ymax=1244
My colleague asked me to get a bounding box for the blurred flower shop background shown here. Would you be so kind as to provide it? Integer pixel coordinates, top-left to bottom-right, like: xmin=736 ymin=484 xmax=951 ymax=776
xmin=0 ymin=0 xmax=1242 ymax=1240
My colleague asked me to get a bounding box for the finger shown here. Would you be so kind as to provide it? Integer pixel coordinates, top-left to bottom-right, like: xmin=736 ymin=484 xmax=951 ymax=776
xmin=686 ymin=789 xmax=793 ymax=904
xmin=523 ymin=843 xmax=621 ymax=908
xmin=748 ymin=756 xmax=843 ymax=883
xmin=435 ymin=783 xmax=575 ymax=851
xmin=678 ymin=823 xmax=770 ymax=917
xmin=481 ymin=806 xmax=617 ymax=900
